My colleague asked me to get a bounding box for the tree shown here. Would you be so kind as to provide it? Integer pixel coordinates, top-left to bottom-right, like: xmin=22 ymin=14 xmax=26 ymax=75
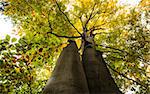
xmin=1 ymin=0 xmax=149 ymax=93
xmin=82 ymin=41 xmax=122 ymax=94
xmin=43 ymin=40 xmax=89 ymax=94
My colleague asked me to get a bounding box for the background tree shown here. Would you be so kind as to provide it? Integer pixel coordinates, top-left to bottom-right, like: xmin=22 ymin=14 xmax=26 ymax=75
xmin=0 ymin=0 xmax=149 ymax=93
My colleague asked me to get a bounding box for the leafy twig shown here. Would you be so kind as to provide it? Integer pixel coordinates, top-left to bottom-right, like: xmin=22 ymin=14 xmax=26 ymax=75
xmin=55 ymin=0 xmax=82 ymax=35
xmin=84 ymin=3 xmax=97 ymax=32
xmin=97 ymin=44 xmax=128 ymax=54
xmin=106 ymin=63 xmax=148 ymax=89
xmin=85 ymin=3 xmax=96 ymax=25
xmin=47 ymin=11 xmax=81 ymax=39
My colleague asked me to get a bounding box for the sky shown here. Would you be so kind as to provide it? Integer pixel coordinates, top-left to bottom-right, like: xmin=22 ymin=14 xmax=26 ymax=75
xmin=0 ymin=14 xmax=20 ymax=40
xmin=0 ymin=0 xmax=141 ymax=39
xmin=118 ymin=0 xmax=141 ymax=6
xmin=0 ymin=14 xmax=13 ymax=39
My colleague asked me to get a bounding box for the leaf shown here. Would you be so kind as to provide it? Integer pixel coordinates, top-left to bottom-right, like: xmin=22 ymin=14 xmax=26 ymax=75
xmin=0 ymin=60 xmax=3 ymax=65
xmin=2 ymin=0 xmax=150 ymax=93
xmin=15 ymin=68 xmax=20 ymax=73
xmin=11 ymin=37 xmax=17 ymax=42
xmin=4 ymin=35 xmax=11 ymax=42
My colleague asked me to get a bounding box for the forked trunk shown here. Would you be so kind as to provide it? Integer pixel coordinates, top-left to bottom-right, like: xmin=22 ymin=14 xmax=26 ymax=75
xmin=43 ymin=41 xmax=89 ymax=94
xmin=82 ymin=42 xmax=122 ymax=94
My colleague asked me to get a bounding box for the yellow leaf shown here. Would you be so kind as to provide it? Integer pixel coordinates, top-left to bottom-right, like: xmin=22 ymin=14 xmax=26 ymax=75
xmin=61 ymin=43 xmax=67 ymax=49
xmin=15 ymin=68 xmax=20 ymax=73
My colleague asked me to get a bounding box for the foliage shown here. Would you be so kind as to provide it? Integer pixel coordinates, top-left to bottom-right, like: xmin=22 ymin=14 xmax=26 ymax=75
xmin=0 ymin=36 xmax=55 ymax=93
xmin=0 ymin=0 xmax=150 ymax=93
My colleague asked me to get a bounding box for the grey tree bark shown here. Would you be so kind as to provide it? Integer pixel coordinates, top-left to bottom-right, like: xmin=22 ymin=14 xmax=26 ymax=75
xmin=82 ymin=42 xmax=122 ymax=94
xmin=43 ymin=40 xmax=122 ymax=94
xmin=43 ymin=41 xmax=89 ymax=94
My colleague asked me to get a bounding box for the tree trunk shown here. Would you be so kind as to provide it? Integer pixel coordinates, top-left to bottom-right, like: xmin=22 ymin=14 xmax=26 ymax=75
xmin=82 ymin=42 xmax=122 ymax=94
xmin=43 ymin=41 xmax=89 ymax=94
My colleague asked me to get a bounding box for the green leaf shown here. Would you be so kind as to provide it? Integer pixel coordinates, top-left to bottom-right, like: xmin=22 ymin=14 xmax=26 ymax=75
xmin=11 ymin=38 xmax=17 ymax=42
xmin=0 ymin=40 xmax=2 ymax=44
xmin=4 ymin=35 xmax=11 ymax=42
xmin=0 ymin=60 xmax=3 ymax=65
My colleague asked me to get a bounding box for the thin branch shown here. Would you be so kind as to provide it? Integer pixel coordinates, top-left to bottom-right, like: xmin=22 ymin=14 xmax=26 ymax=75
xmin=84 ymin=3 xmax=97 ymax=31
xmin=88 ymin=23 xmax=107 ymax=32
xmin=106 ymin=63 xmax=149 ymax=89
xmin=47 ymin=32 xmax=81 ymax=38
xmin=90 ymin=11 xmax=98 ymax=20
xmin=97 ymin=44 xmax=128 ymax=54
xmin=70 ymin=12 xmax=84 ymax=31
xmin=91 ymin=15 xmax=101 ymax=28
xmin=47 ymin=10 xmax=53 ymax=30
xmin=91 ymin=1 xmax=104 ymax=18
xmin=55 ymin=1 xmax=82 ymax=35
xmin=93 ymin=32 xmax=109 ymax=36
xmin=89 ymin=5 xmax=114 ymax=31
xmin=89 ymin=27 xmax=107 ymax=33
xmin=89 ymin=1 xmax=103 ymax=27
xmin=47 ymin=11 xmax=81 ymax=39
xmin=79 ymin=16 xmax=84 ymax=30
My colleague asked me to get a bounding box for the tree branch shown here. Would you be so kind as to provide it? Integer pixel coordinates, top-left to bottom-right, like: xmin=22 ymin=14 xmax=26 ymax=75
xmin=97 ymin=44 xmax=127 ymax=54
xmin=70 ymin=12 xmax=84 ymax=30
xmin=106 ymin=63 xmax=148 ymax=89
xmin=47 ymin=10 xmax=81 ymax=39
xmin=84 ymin=3 xmax=97 ymax=31
xmin=93 ymin=32 xmax=109 ymax=36
xmin=79 ymin=15 xmax=84 ymax=30
xmin=55 ymin=1 xmax=82 ymax=35
xmin=89 ymin=27 xmax=107 ymax=33
xmin=47 ymin=32 xmax=81 ymax=38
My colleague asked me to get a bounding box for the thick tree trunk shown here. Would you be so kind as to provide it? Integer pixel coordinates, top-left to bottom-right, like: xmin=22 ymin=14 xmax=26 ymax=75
xmin=43 ymin=41 xmax=89 ymax=94
xmin=82 ymin=42 xmax=122 ymax=94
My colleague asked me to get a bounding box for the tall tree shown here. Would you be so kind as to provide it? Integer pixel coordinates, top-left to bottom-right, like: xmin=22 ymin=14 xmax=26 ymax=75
xmin=82 ymin=40 xmax=122 ymax=94
xmin=43 ymin=40 xmax=89 ymax=94
xmin=1 ymin=0 xmax=149 ymax=93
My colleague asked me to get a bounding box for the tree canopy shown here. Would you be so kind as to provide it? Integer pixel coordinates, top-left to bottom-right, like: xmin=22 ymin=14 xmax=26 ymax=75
xmin=0 ymin=0 xmax=150 ymax=93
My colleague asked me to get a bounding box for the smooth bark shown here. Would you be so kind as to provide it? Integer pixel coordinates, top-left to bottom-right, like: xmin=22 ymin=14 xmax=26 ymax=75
xmin=43 ymin=41 xmax=89 ymax=94
xmin=82 ymin=42 xmax=122 ymax=94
